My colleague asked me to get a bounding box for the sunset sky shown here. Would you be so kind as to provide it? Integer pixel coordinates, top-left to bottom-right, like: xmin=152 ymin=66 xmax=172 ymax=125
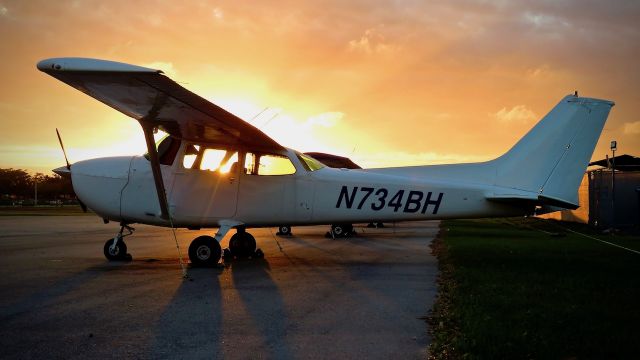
xmin=1 ymin=0 xmax=639 ymax=174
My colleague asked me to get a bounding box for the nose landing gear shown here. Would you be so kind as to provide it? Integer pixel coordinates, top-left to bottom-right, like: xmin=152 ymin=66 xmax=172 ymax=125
xmin=104 ymin=224 xmax=134 ymax=261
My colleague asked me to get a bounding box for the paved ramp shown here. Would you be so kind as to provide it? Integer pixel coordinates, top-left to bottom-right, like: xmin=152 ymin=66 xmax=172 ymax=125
xmin=0 ymin=217 xmax=439 ymax=359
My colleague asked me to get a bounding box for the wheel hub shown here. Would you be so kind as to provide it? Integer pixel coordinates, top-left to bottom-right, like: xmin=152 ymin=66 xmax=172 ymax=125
xmin=196 ymin=245 xmax=211 ymax=260
xmin=109 ymin=245 xmax=120 ymax=256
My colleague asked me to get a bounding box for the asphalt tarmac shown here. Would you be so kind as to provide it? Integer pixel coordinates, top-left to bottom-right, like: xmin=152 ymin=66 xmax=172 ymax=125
xmin=0 ymin=216 xmax=439 ymax=359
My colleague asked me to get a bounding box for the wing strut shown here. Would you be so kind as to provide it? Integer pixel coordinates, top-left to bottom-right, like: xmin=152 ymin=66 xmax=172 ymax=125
xmin=142 ymin=124 xmax=170 ymax=219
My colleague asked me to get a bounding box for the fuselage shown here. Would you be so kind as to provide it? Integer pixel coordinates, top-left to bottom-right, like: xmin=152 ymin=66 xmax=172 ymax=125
xmin=71 ymin=142 xmax=530 ymax=229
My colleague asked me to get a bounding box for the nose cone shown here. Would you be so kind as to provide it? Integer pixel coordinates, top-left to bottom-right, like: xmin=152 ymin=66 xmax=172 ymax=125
xmin=71 ymin=156 xmax=133 ymax=220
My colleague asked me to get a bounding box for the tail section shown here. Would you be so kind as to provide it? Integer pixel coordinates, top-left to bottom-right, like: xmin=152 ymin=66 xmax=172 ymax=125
xmin=492 ymin=94 xmax=614 ymax=207
xmin=365 ymin=94 xmax=614 ymax=210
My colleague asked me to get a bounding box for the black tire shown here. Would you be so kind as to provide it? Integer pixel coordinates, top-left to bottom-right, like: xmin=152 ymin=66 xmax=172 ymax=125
xmin=331 ymin=224 xmax=353 ymax=238
xmin=188 ymin=236 xmax=221 ymax=267
xmin=229 ymin=232 xmax=257 ymax=258
xmin=278 ymin=225 xmax=291 ymax=235
xmin=104 ymin=237 xmax=127 ymax=261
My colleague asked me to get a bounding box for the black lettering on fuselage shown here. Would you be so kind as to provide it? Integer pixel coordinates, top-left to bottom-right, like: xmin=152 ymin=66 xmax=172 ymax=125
xmin=421 ymin=191 xmax=444 ymax=214
xmin=336 ymin=185 xmax=358 ymax=209
xmin=335 ymin=186 xmax=444 ymax=215
xmin=403 ymin=190 xmax=424 ymax=213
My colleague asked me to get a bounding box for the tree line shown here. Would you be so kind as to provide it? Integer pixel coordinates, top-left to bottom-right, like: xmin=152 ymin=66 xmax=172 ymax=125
xmin=0 ymin=168 xmax=75 ymax=205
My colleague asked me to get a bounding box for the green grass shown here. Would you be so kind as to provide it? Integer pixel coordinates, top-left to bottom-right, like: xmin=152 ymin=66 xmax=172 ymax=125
xmin=428 ymin=218 xmax=640 ymax=359
xmin=0 ymin=205 xmax=92 ymax=216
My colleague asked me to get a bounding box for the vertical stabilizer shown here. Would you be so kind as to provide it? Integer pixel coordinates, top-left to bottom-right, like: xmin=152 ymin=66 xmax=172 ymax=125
xmin=493 ymin=95 xmax=614 ymax=206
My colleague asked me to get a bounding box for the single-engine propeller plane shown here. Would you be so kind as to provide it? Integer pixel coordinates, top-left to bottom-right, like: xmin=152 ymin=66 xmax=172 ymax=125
xmin=38 ymin=58 xmax=614 ymax=266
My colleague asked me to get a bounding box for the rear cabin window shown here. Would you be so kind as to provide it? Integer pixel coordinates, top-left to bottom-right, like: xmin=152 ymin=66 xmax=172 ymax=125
xmin=245 ymin=153 xmax=296 ymax=175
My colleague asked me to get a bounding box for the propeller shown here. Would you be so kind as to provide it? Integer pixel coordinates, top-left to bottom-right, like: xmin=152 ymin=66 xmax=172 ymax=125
xmin=54 ymin=128 xmax=88 ymax=212
xmin=56 ymin=128 xmax=71 ymax=170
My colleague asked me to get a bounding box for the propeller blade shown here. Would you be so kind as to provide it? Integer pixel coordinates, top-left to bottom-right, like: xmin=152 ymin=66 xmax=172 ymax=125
xmin=55 ymin=128 xmax=71 ymax=170
xmin=54 ymin=129 xmax=87 ymax=212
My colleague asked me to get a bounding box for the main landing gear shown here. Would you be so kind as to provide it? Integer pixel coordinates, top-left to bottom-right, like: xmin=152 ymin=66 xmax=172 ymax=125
xmin=188 ymin=226 xmax=263 ymax=267
xmin=188 ymin=235 xmax=221 ymax=267
xmin=328 ymin=223 xmax=354 ymax=238
xmin=277 ymin=225 xmax=292 ymax=236
xmin=102 ymin=222 xmax=263 ymax=266
xmin=104 ymin=224 xmax=134 ymax=261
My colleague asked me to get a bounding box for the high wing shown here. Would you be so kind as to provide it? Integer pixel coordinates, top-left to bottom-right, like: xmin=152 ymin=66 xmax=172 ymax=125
xmin=38 ymin=57 xmax=284 ymax=220
xmin=37 ymin=57 xmax=283 ymax=152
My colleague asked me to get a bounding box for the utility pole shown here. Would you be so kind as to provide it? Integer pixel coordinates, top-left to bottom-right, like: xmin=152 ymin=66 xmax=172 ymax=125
xmin=34 ymin=178 xmax=38 ymax=206
xmin=610 ymin=140 xmax=617 ymax=232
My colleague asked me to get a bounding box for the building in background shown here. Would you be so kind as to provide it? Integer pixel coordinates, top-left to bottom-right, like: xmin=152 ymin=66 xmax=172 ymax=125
xmin=540 ymin=154 xmax=640 ymax=229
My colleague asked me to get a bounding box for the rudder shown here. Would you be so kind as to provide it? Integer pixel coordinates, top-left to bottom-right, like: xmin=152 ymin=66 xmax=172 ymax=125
xmin=492 ymin=94 xmax=614 ymax=207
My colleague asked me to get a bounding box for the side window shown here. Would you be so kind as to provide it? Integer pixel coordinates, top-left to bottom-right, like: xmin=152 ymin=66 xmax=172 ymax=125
xmin=183 ymin=145 xmax=238 ymax=173
xmin=245 ymin=153 xmax=296 ymax=175
xmin=200 ymin=149 xmax=227 ymax=171
xmin=182 ymin=145 xmax=200 ymax=169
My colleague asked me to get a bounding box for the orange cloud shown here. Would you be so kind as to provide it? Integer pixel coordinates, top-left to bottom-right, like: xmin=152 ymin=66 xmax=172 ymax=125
xmin=0 ymin=1 xmax=638 ymax=173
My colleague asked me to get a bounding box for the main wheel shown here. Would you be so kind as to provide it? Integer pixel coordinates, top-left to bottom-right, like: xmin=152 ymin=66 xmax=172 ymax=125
xmin=229 ymin=232 xmax=257 ymax=258
xmin=188 ymin=236 xmax=221 ymax=267
xmin=331 ymin=224 xmax=353 ymax=238
xmin=104 ymin=237 xmax=127 ymax=261
xmin=278 ymin=225 xmax=292 ymax=236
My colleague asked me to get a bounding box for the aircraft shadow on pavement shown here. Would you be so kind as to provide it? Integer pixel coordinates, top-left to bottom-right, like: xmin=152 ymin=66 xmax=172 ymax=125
xmin=151 ymin=266 xmax=224 ymax=359
xmin=227 ymin=258 xmax=294 ymax=359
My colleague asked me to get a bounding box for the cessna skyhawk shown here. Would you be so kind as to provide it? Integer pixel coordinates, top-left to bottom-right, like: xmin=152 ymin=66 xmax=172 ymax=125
xmin=38 ymin=58 xmax=614 ymax=266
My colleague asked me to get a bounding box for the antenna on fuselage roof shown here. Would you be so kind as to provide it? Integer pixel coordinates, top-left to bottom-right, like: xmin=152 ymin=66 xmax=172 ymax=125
xmin=248 ymin=107 xmax=281 ymax=129
xmin=250 ymin=107 xmax=269 ymax=122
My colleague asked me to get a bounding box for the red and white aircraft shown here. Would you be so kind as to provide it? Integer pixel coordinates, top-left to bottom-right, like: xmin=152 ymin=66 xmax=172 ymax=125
xmin=38 ymin=58 xmax=614 ymax=266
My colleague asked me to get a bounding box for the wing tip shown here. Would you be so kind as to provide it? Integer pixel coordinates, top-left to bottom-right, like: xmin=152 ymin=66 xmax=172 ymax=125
xmin=37 ymin=57 xmax=162 ymax=74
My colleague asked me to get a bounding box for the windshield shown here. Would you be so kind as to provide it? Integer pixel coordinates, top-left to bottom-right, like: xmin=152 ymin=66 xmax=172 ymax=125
xmin=296 ymin=152 xmax=326 ymax=171
xmin=143 ymin=133 xmax=181 ymax=166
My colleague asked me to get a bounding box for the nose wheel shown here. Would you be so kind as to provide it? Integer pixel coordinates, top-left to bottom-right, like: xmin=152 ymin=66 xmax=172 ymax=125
xmin=104 ymin=224 xmax=134 ymax=261
xmin=104 ymin=236 xmax=128 ymax=260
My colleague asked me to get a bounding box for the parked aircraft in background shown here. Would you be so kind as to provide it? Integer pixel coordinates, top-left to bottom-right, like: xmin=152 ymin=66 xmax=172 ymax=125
xmin=38 ymin=58 xmax=614 ymax=266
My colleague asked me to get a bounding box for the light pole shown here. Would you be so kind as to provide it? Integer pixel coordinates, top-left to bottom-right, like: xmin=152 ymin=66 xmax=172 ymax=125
xmin=610 ymin=140 xmax=617 ymax=231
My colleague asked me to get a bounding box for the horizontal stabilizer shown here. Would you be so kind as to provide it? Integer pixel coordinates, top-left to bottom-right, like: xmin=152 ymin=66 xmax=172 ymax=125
xmin=486 ymin=192 xmax=579 ymax=210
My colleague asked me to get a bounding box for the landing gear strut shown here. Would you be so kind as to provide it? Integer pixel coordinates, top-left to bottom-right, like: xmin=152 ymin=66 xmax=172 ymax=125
xmin=104 ymin=224 xmax=134 ymax=261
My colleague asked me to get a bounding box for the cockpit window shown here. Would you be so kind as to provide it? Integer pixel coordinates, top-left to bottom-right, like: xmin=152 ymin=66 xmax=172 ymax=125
xmin=182 ymin=144 xmax=238 ymax=173
xmin=158 ymin=136 xmax=181 ymax=165
xmin=144 ymin=134 xmax=181 ymax=166
xmin=296 ymin=152 xmax=326 ymax=171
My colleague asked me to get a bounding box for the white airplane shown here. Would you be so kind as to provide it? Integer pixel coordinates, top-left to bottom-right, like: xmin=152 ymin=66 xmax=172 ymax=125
xmin=38 ymin=57 xmax=614 ymax=266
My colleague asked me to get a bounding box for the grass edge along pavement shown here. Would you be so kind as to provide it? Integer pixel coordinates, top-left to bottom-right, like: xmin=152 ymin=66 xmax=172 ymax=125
xmin=427 ymin=218 xmax=640 ymax=359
